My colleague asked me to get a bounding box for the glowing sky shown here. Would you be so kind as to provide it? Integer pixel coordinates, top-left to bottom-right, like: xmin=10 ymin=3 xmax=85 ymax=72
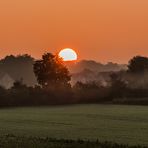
xmin=0 ymin=0 xmax=148 ymax=63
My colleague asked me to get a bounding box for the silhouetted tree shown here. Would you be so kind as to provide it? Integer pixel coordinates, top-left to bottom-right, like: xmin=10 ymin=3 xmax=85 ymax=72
xmin=128 ymin=56 xmax=148 ymax=73
xmin=33 ymin=53 xmax=71 ymax=88
xmin=110 ymin=73 xmax=127 ymax=98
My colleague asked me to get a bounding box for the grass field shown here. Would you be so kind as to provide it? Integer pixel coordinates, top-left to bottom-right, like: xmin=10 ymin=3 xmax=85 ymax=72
xmin=0 ymin=104 xmax=147 ymax=146
xmin=0 ymin=135 xmax=144 ymax=148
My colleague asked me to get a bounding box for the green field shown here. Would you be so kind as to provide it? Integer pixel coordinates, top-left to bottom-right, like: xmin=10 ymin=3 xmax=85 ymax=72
xmin=0 ymin=105 xmax=147 ymax=146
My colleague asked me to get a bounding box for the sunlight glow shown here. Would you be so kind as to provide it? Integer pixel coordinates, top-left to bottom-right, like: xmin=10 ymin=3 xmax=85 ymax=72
xmin=59 ymin=48 xmax=77 ymax=61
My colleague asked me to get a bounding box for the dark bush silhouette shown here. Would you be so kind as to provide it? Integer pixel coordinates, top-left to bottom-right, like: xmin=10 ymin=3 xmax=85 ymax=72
xmin=12 ymin=79 xmax=28 ymax=90
xmin=74 ymin=81 xmax=100 ymax=90
xmin=109 ymin=73 xmax=127 ymax=98
xmin=73 ymin=81 xmax=111 ymax=103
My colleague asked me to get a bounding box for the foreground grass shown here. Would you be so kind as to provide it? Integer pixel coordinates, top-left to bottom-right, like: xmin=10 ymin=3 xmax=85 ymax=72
xmin=0 ymin=105 xmax=147 ymax=146
xmin=0 ymin=135 xmax=145 ymax=148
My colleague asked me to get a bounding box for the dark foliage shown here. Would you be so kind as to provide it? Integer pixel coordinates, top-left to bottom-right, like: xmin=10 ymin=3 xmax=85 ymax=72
xmin=73 ymin=81 xmax=111 ymax=103
xmin=0 ymin=54 xmax=148 ymax=106
xmin=128 ymin=56 xmax=148 ymax=73
xmin=109 ymin=73 xmax=127 ymax=98
xmin=33 ymin=53 xmax=71 ymax=89
xmin=0 ymin=74 xmax=148 ymax=107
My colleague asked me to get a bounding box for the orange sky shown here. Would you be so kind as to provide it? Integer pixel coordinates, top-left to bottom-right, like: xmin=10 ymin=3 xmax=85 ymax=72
xmin=0 ymin=0 xmax=148 ymax=63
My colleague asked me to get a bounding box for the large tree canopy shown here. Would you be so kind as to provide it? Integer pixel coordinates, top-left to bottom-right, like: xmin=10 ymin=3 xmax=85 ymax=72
xmin=33 ymin=53 xmax=71 ymax=88
xmin=128 ymin=56 xmax=148 ymax=73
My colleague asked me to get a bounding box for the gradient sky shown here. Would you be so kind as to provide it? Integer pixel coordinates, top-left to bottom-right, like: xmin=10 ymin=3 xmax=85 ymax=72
xmin=0 ymin=0 xmax=148 ymax=63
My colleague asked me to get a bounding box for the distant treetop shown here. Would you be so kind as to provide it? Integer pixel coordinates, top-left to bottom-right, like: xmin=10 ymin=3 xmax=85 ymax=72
xmin=128 ymin=56 xmax=148 ymax=73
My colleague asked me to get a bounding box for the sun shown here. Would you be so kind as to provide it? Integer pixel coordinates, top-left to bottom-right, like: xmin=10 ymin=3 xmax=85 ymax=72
xmin=59 ymin=48 xmax=77 ymax=61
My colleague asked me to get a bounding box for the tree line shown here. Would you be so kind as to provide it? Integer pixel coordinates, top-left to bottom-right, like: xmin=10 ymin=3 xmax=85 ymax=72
xmin=0 ymin=53 xmax=148 ymax=107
